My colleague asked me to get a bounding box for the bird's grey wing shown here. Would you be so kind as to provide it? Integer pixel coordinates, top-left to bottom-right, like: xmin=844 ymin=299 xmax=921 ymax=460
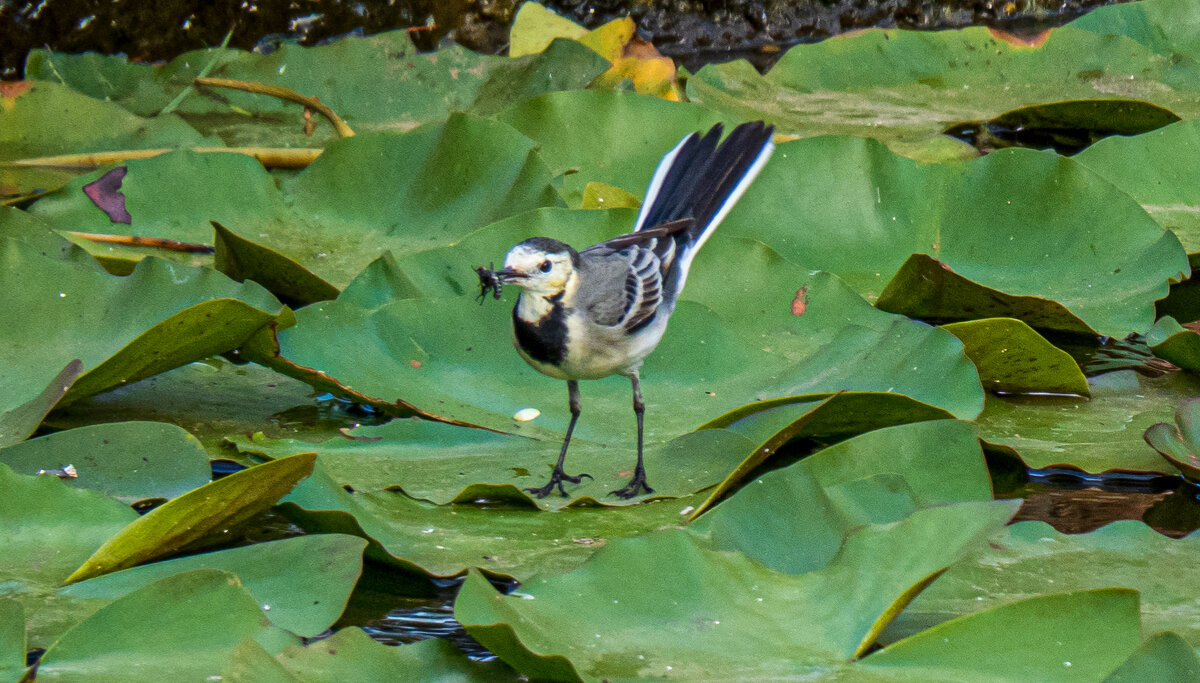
xmin=577 ymin=246 xmax=666 ymax=333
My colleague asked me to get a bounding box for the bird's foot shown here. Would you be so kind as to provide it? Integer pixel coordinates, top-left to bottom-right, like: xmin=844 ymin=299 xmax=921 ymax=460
xmin=609 ymin=472 xmax=654 ymax=499
xmin=525 ymin=469 xmax=593 ymax=498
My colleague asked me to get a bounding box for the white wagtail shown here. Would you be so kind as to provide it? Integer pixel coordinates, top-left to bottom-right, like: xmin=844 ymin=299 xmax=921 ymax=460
xmin=477 ymin=121 xmax=775 ymax=499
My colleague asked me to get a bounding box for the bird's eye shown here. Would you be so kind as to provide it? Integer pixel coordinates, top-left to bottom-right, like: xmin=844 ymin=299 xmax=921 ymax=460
xmin=539 ymin=260 xmax=552 ymax=273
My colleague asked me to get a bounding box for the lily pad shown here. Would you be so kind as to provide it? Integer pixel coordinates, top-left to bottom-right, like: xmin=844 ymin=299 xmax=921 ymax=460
xmin=693 ymin=419 xmax=994 ymax=573
xmin=1075 ymin=119 xmax=1200 ymax=253
xmin=941 ymin=317 xmax=1089 ymax=395
xmin=860 ymin=588 xmax=1142 ymax=682
xmin=1143 ymin=396 xmax=1200 ymax=480
xmin=280 ymin=459 xmax=707 ymax=581
xmin=687 ymin=12 xmax=1200 ymax=149
xmin=232 ymin=419 xmax=756 ymax=510
xmin=65 ymin=452 xmax=317 ymax=583
xmin=976 ymin=369 xmax=1200 ymax=473
xmin=0 ymin=421 xmax=211 ymax=503
xmin=454 ymin=501 xmax=1017 ymax=681
xmin=1104 ymin=631 xmax=1200 ymax=682
xmin=0 ymin=600 xmax=24 ymax=683
xmin=721 ymin=136 xmax=1187 ymax=338
xmin=223 ymin=627 xmax=517 ymax=682
xmin=889 ymin=520 xmax=1200 ymax=650
xmin=0 ymin=463 xmax=135 ymax=647
xmin=35 ymin=569 xmax=295 ymax=682
xmin=58 ymin=535 xmax=365 ymax=638
xmin=43 ymin=358 xmax=321 ymax=458
xmin=1147 ymin=315 xmax=1200 ymax=372
xmin=0 ymin=232 xmax=285 ymax=434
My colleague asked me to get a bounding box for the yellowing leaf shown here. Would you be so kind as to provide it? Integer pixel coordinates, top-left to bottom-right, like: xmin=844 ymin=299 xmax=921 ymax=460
xmin=509 ymin=2 xmax=588 ymax=58
xmin=581 ymin=181 xmax=641 ymax=210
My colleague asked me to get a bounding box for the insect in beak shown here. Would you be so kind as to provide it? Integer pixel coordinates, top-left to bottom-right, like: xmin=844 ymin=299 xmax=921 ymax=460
xmin=474 ymin=263 xmax=503 ymax=304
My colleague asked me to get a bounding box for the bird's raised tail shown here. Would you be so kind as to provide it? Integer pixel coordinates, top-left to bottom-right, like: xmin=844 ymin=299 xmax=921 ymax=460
xmin=633 ymin=121 xmax=775 ymax=298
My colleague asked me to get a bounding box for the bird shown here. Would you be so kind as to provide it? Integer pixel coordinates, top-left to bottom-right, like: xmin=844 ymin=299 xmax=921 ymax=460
xmin=483 ymin=121 xmax=775 ymax=499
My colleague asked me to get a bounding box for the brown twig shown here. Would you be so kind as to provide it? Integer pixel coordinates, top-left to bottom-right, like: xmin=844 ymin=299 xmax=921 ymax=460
xmin=195 ymin=76 xmax=355 ymax=138
xmin=66 ymin=232 xmax=215 ymax=254
xmin=1 ymin=147 xmax=324 ymax=170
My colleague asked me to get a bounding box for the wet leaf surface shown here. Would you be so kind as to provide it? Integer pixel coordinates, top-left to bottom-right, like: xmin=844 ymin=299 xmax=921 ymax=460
xmin=65 ymin=452 xmax=317 ymax=583
xmin=941 ymin=318 xmax=1089 ymax=395
xmin=889 ymin=520 xmax=1200 ymax=650
xmin=35 ymin=570 xmax=295 ymax=682
xmin=976 ymin=370 xmax=1200 ymax=473
xmin=0 ymin=421 xmax=210 ymax=503
xmin=223 ymin=626 xmax=518 ymax=682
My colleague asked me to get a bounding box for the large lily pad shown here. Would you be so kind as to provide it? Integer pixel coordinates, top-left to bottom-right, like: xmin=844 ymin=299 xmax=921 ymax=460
xmin=0 ymin=464 xmax=136 ymax=639
xmin=0 ymin=421 xmax=210 ymax=503
xmin=280 ymin=460 xmax=708 ymax=581
xmin=1146 ymin=315 xmax=1200 ymax=372
xmin=0 ymin=600 xmax=23 ymax=682
xmin=1104 ymin=631 xmax=1200 ymax=682
xmin=686 ymin=6 xmax=1200 ymax=150
xmin=454 ymin=501 xmax=1018 ymax=681
xmin=0 ymin=231 xmax=285 ymax=434
xmin=720 ymin=136 xmax=1187 ymax=338
xmin=223 ymin=627 xmax=517 ymax=682
xmin=1074 ymin=119 xmax=1200 ymax=253
xmin=65 ymin=452 xmax=317 ymax=583
xmin=34 ymin=569 xmax=295 ymax=682
xmin=693 ymin=419 xmax=994 ymax=573
xmin=43 ymin=358 xmax=321 ymax=458
xmin=58 ymin=535 xmax=364 ymax=638
xmin=941 ymin=318 xmax=1089 ymax=395
xmin=977 ymin=369 xmax=1200 ymax=473
xmin=249 ymin=219 xmax=983 ymax=446
xmin=889 ymin=520 xmax=1200 ymax=650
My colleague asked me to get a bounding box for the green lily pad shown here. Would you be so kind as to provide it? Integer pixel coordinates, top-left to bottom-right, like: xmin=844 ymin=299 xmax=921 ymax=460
xmin=43 ymin=358 xmax=321 ymax=459
xmin=35 ymin=569 xmax=295 ymax=682
xmin=0 ymin=232 xmax=285 ymax=434
xmin=249 ymin=221 xmax=982 ymax=446
xmin=455 ymin=501 xmax=1017 ymax=681
xmin=1147 ymin=315 xmax=1200 ymax=372
xmin=0 ymin=421 xmax=210 ymax=503
xmin=1104 ymin=631 xmax=1200 ymax=682
xmin=889 ymin=520 xmax=1200 ymax=650
xmin=687 ymin=10 xmax=1200 ymax=149
xmin=0 ymin=463 xmax=137 ymax=649
xmin=1074 ymin=119 xmax=1200 ymax=254
xmin=0 ymin=600 xmax=24 ymax=682
xmin=280 ymin=459 xmax=707 ymax=581
xmin=223 ymin=627 xmax=517 ymax=682
xmin=941 ymin=318 xmax=1089 ymax=395
xmin=877 ymin=253 xmax=1098 ymax=335
xmin=232 ymin=418 xmax=756 ymax=510
xmin=497 ymin=91 xmax=726 ymax=208
xmin=693 ymin=419 xmax=994 ymax=573
xmin=721 ymin=136 xmax=1187 ymax=338
xmin=65 ymin=452 xmax=316 ymax=583
xmin=977 ymin=369 xmax=1200 ymax=473
xmin=0 ymin=359 xmax=82 ymax=449
xmin=1143 ymin=396 xmax=1200 ymax=480
xmin=861 ymin=588 xmax=1142 ymax=682
xmin=59 ymin=535 xmax=365 ymax=638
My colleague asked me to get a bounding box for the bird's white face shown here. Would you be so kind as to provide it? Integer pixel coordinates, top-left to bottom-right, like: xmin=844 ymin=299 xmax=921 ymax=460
xmin=501 ymin=244 xmax=575 ymax=297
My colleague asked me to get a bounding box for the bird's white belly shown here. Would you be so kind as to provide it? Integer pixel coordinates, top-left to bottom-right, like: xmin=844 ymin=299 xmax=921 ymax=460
xmin=515 ymin=313 xmax=668 ymax=381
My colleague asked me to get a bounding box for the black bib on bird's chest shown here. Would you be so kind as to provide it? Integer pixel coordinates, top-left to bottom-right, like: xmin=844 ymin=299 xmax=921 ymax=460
xmin=512 ymin=293 xmax=568 ymax=366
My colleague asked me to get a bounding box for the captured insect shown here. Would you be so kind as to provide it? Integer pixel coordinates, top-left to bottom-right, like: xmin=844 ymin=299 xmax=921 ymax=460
xmin=474 ymin=263 xmax=503 ymax=303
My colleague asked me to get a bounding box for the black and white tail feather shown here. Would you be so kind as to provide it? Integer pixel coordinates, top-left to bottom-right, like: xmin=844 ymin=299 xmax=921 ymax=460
xmin=487 ymin=121 xmax=775 ymax=500
xmin=582 ymin=122 xmax=776 ymax=333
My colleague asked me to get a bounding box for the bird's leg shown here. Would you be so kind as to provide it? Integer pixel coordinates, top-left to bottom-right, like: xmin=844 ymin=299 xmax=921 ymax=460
xmin=611 ymin=373 xmax=654 ymax=499
xmin=525 ymin=380 xmax=592 ymax=498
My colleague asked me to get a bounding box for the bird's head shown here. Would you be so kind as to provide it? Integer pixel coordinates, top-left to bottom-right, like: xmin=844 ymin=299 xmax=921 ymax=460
xmin=497 ymin=237 xmax=579 ymax=298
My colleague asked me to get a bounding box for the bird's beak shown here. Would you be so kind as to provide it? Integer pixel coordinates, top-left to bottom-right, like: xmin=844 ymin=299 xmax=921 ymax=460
xmin=495 ymin=267 xmax=526 ymax=283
